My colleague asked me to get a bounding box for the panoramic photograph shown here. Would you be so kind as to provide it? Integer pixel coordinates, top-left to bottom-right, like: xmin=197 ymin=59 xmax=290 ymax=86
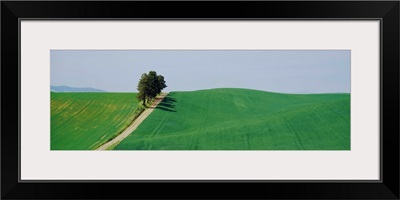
xmin=50 ymin=50 xmax=350 ymax=150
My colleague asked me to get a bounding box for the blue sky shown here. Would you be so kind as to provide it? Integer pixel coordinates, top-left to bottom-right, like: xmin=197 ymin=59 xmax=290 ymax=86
xmin=50 ymin=50 xmax=350 ymax=94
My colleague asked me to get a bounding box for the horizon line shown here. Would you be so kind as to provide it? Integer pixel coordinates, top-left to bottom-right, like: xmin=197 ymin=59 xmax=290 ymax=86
xmin=50 ymin=86 xmax=350 ymax=95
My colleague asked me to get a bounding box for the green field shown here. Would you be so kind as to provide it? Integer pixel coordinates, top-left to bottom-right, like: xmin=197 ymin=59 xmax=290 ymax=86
xmin=51 ymin=92 xmax=140 ymax=150
xmin=115 ymin=88 xmax=350 ymax=150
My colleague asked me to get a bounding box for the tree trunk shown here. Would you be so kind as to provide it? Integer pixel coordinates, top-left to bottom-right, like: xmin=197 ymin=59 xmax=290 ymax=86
xmin=143 ymin=96 xmax=146 ymax=106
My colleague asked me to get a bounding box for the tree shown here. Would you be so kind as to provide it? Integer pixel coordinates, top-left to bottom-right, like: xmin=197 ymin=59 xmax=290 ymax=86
xmin=157 ymin=75 xmax=167 ymax=94
xmin=137 ymin=71 xmax=167 ymax=106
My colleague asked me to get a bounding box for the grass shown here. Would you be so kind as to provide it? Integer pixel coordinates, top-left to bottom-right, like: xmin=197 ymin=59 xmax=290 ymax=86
xmin=115 ymin=88 xmax=350 ymax=150
xmin=51 ymin=92 xmax=140 ymax=150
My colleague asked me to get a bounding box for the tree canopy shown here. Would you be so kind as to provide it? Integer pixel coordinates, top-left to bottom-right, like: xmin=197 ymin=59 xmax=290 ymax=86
xmin=137 ymin=71 xmax=167 ymax=106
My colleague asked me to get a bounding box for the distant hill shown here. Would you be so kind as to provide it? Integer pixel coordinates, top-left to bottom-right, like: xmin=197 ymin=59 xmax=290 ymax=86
xmin=51 ymin=85 xmax=107 ymax=92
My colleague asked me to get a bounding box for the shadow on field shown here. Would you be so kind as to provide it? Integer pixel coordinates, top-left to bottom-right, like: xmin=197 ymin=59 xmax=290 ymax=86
xmin=155 ymin=96 xmax=177 ymax=112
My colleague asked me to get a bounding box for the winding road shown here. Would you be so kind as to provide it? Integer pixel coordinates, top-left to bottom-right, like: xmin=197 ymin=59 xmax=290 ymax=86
xmin=96 ymin=93 xmax=168 ymax=150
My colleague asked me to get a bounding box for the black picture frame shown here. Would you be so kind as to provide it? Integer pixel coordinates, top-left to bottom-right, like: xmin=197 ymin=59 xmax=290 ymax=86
xmin=2 ymin=1 xmax=399 ymax=199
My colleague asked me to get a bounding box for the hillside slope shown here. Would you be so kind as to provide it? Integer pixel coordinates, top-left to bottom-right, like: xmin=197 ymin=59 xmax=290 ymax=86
xmin=115 ymin=88 xmax=350 ymax=150
xmin=51 ymin=92 xmax=140 ymax=150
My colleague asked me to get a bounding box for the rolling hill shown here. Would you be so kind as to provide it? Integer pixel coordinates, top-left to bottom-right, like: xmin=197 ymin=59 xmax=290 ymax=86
xmin=115 ymin=88 xmax=350 ymax=150
xmin=51 ymin=92 xmax=140 ymax=150
xmin=51 ymin=85 xmax=107 ymax=92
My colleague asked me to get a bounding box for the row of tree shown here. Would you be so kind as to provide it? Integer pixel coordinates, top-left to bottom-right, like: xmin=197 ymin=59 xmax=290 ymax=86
xmin=137 ymin=71 xmax=167 ymax=106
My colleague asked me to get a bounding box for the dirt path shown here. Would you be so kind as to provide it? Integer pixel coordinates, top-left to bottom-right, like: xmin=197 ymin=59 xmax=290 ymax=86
xmin=96 ymin=93 xmax=168 ymax=150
